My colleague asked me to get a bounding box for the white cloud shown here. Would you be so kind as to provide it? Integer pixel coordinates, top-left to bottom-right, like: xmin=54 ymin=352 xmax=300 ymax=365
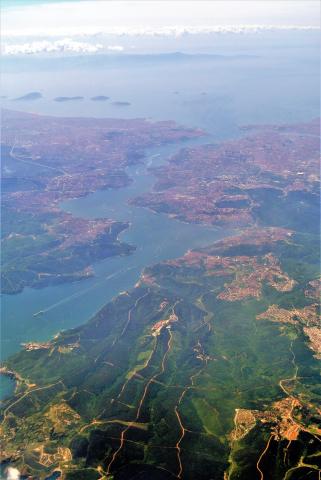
xmin=2 ymin=23 xmax=319 ymax=56
xmin=2 ymin=1 xmax=319 ymax=56
xmin=107 ymin=45 xmax=124 ymax=52
xmin=2 ymin=1 xmax=319 ymax=38
xmin=3 ymin=38 xmax=103 ymax=55
xmin=3 ymin=24 xmax=319 ymax=39
xmin=99 ymin=24 xmax=318 ymax=36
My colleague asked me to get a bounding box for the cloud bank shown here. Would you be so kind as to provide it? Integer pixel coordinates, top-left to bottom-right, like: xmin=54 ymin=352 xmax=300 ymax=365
xmin=3 ymin=0 xmax=319 ymax=39
xmin=3 ymin=23 xmax=319 ymax=38
xmin=2 ymin=38 xmax=126 ymax=55
xmin=2 ymin=25 xmax=319 ymax=56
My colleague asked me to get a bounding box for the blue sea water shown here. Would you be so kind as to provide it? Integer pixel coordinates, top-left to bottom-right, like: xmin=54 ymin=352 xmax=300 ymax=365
xmin=0 ymin=34 xmax=319 ymax=401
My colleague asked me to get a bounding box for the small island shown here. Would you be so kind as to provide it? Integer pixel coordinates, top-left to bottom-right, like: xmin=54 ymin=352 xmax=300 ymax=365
xmin=53 ymin=96 xmax=84 ymax=102
xmin=90 ymin=95 xmax=110 ymax=101
xmin=111 ymin=101 xmax=131 ymax=106
xmin=13 ymin=91 xmax=42 ymax=101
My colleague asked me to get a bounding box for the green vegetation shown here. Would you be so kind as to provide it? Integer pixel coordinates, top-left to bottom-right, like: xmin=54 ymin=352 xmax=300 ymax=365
xmin=1 ymin=207 xmax=134 ymax=294
xmin=1 ymin=116 xmax=320 ymax=478
xmin=1 ymin=222 xmax=320 ymax=479
xmin=1 ymin=144 xmax=135 ymax=294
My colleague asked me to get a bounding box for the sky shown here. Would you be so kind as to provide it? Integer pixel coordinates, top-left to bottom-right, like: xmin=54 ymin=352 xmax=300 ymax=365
xmin=3 ymin=1 xmax=320 ymax=34
xmin=1 ymin=1 xmax=320 ymax=55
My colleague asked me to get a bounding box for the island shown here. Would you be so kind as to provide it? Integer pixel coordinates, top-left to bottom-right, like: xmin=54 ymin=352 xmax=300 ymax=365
xmin=91 ymin=96 xmax=110 ymax=102
xmin=111 ymin=101 xmax=131 ymax=106
xmin=13 ymin=92 xmax=42 ymax=101
xmin=53 ymin=96 xmax=84 ymax=102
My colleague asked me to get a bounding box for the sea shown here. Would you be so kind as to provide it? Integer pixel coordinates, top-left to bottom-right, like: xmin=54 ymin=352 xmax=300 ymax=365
xmin=1 ymin=31 xmax=319 ymax=401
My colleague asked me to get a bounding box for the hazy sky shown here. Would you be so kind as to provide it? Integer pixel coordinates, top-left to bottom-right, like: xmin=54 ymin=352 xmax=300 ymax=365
xmin=3 ymin=0 xmax=320 ymax=37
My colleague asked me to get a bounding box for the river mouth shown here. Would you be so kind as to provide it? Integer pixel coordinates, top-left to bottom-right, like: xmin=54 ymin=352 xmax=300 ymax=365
xmin=1 ymin=135 xmax=234 ymax=400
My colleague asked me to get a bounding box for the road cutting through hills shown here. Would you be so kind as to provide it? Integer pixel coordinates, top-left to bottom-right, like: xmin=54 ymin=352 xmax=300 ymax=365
xmin=106 ymin=320 xmax=175 ymax=476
